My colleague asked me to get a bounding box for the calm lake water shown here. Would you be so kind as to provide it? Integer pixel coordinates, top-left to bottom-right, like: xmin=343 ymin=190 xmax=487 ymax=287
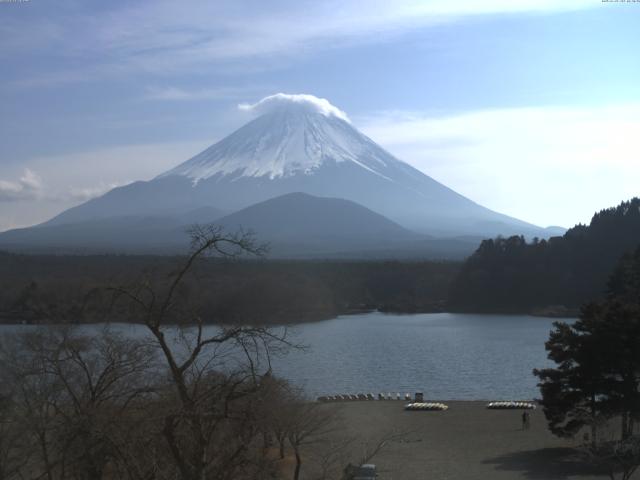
xmin=275 ymin=312 xmax=566 ymax=400
xmin=0 ymin=312 xmax=570 ymax=400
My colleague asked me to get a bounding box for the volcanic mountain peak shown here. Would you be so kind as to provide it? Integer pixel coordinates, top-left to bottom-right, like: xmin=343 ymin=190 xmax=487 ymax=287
xmin=160 ymin=93 xmax=396 ymax=182
xmin=27 ymin=93 xmax=550 ymax=240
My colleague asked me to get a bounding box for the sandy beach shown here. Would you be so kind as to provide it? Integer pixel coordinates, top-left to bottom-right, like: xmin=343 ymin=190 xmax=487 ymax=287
xmin=318 ymin=401 xmax=610 ymax=480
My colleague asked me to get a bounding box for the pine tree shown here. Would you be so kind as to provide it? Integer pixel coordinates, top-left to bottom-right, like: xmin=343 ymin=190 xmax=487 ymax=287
xmin=534 ymin=246 xmax=640 ymax=443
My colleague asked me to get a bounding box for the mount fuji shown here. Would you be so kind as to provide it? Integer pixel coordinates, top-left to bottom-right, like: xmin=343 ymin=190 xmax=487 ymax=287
xmin=0 ymin=94 xmax=559 ymax=257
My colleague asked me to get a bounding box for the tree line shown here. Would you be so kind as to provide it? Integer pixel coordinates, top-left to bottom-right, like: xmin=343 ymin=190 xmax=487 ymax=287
xmin=0 ymin=250 xmax=458 ymax=325
xmin=535 ymin=245 xmax=640 ymax=480
xmin=449 ymin=198 xmax=640 ymax=314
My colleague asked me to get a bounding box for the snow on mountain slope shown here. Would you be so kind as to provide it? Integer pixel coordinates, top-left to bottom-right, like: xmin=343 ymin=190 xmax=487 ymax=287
xmin=41 ymin=93 xmax=546 ymax=238
xmin=160 ymin=93 xmax=395 ymax=181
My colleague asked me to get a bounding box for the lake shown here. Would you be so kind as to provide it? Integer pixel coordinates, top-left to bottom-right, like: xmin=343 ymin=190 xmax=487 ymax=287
xmin=275 ymin=312 xmax=566 ymax=400
xmin=0 ymin=312 xmax=569 ymax=401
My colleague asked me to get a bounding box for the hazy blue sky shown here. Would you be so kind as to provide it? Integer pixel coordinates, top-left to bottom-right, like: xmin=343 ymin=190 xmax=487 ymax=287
xmin=1 ymin=0 xmax=639 ymax=231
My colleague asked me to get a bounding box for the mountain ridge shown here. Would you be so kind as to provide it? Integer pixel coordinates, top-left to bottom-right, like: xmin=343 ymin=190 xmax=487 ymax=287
xmin=0 ymin=192 xmax=485 ymax=259
xmin=43 ymin=94 xmax=549 ymax=239
xmin=1 ymin=93 xmax=565 ymax=256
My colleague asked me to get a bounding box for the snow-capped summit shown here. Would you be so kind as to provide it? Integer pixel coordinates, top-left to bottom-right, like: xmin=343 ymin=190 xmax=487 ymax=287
xmin=238 ymin=93 xmax=350 ymax=122
xmin=161 ymin=93 xmax=392 ymax=181
xmin=40 ymin=93 xmax=547 ymax=239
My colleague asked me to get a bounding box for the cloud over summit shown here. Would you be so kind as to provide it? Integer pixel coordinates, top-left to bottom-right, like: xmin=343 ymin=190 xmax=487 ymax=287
xmin=238 ymin=93 xmax=350 ymax=122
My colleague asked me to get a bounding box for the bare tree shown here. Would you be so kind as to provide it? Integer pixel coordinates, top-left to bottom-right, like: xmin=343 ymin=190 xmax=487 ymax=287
xmin=0 ymin=391 xmax=30 ymax=480
xmin=0 ymin=226 xmax=301 ymax=480
xmin=252 ymin=372 xmax=293 ymax=459
xmin=110 ymin=225 xmax=293 ymax=480
xmin=0 ymin=327 xmax=157 ymax=480
xmin=285 ymin=400 xmax=340 ymax=480
xmin=309 ymin=437 xmax=355 ymax=480
xmin=584 ymin=436 xmax=640 ymax=480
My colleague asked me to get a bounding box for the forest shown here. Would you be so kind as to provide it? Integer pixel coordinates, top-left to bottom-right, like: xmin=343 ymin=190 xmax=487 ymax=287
xmin=3 ymin=198 xmax=640 ymax=324
xmin=0 ymin=248 xmax=458 ymax=325
xmin=449 ymin=198 xmax=640 ymax=315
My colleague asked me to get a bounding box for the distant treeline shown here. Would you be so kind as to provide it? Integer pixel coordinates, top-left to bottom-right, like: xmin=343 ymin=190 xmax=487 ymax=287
xmin=449 ymin=198 xmax=640 ymax=315
xmin=0 ymin=253 xmax=459 ymax=324
xmin=4 ymin=198 xmax=639 ymax=323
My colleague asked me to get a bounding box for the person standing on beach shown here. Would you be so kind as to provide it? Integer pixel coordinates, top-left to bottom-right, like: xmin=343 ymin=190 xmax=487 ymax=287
xmin=521 ymin=411 xmax=530 ymax=430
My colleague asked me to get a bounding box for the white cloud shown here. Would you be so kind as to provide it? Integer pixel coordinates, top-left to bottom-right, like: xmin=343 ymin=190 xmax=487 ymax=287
xmin=1 ymin=0 xmax=597 ymax=87
xmin=0 ymin=140 xmax=209 ymax=231
xmin=238 ymin=93 xmax=350 ymax=122
xmin=144 ymin=85 xmax=270 ymax=102
xmin=145 ymin=87 xmax=222 ymax=101
xmin=357 ymin=104 xmax=640 ymax=228
xmin=101 ymin=0 xmax=594 ymax=65
xmin=0 ymin=169 xmax=44 ymax=202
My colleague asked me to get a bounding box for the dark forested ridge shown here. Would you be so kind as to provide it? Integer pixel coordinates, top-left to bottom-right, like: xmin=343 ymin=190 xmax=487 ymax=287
xmin=4 ymin=198 xmax=638 ymax=323
xmin=0 ymin=252 xmax=459 ymax=324
xmin=449 ymin=198 xmax=640 ymax=314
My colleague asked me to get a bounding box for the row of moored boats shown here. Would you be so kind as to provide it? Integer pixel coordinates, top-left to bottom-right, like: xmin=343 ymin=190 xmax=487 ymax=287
xmin=486 ymin=401 xmax=536 ymax=409
xmin=317 ymin=395 xmax=536 ymax=411
xmin=318 ymin=393 xmax=415 ymax=402
xmin=404 ymin=402 xmax=449 ymax=411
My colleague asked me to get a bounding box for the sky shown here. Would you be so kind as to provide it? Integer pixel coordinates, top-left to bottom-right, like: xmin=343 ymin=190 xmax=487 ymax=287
xmin=0 ymin=0 xmax=639 ymax=231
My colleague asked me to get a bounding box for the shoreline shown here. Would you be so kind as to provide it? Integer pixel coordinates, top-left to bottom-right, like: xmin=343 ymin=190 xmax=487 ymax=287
xmin=0 ymin=307 xmax=578 ymax=326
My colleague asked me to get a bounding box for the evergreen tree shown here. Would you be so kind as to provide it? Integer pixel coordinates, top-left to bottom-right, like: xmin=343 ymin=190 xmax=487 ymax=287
xmin=534 ymin=247 xmax=640 ymax=443
xmin=533 ymin=304 xmax=609 ymax=443
xmin=450 ymin=198 xmax=640 ymax=313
